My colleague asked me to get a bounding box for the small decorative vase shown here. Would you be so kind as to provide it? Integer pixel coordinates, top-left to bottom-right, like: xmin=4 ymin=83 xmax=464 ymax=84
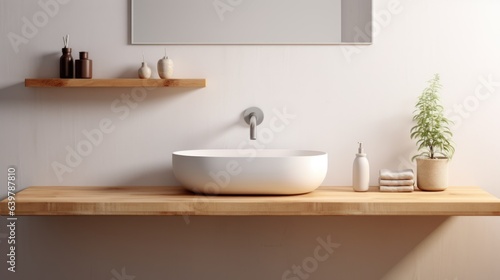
xmin=416 ymin=157 xmax=449 ymax=191
xmin=75 ymin=52 xmax=92 ymax=79
xmin=157 ymin=55 xmax=174 ymax=79
xmin=138 ymin=62 xmax=151 ymax=79
xmin=60 ymin=47 xmax=74 ymax=78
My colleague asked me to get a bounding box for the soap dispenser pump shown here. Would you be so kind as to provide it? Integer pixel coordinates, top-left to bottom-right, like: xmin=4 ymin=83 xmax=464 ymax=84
xmin=353 ymin=142 xmax=369 ymax=192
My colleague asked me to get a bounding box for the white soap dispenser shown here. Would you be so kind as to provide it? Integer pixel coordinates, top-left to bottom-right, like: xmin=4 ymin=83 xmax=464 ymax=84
xmin=353 ymin=142 xmax=369 ymax=192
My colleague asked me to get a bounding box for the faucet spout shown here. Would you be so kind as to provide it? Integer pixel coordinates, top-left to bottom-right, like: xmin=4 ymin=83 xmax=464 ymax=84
xmin=250 ymin=114 xmax=257 ymax=140
xmin=243 ymin=107 xmax=264 ymax=141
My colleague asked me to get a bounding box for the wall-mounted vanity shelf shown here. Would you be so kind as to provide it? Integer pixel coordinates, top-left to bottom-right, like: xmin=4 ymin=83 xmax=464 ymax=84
xmin=25 ymin=78 xmax=206 ymax=88
xmin=1 ymin=186 xmax=499 ymax=216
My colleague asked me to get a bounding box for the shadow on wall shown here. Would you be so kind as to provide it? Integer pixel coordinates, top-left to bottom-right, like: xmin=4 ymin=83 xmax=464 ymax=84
xmin=35 ymin=52 xmax=59 ymax=77
xmin=0 ymin=82 xmax=34 ymax=199
xmin=0 ymin=83 xmax=28 ymax=100
xmin=0 ymin=82 xmax=197 ymax=187
xmin=117 ymin=165 xmax=175 ymax=186
xmin=0 ymin=215 xmax=448 ymax=280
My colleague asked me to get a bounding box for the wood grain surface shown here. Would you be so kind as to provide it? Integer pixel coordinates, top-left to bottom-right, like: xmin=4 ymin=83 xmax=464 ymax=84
xmin=25 ymin=78 xmax=206 ymax=88
xmin=1 ymin=186 xmax=500 ymax=216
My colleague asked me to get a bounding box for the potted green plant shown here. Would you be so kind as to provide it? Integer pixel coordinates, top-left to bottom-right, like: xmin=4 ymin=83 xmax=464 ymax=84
xmin=410 ymin=74 xmax=455 ymax=191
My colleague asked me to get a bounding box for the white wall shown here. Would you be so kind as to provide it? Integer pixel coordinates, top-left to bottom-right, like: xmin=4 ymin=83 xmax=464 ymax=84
xmin=1 ymin=0 xmax=500 ymax=279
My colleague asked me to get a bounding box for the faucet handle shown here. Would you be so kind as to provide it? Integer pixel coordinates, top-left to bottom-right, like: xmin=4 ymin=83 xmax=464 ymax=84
xmin=243 ymin=107 xmax=264 ymax=125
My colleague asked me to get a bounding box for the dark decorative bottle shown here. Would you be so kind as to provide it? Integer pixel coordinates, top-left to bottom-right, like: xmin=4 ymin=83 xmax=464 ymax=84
xmin=75 ymin=52 xmax=92 ymax=79
xmin=60 ymin=48 xmax=74 ymax=78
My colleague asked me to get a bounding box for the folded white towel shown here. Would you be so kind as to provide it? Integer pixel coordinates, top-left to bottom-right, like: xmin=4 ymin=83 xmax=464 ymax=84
xmin=379 ymin=169 xmax=414 ymax=180
xmin=379 ymin=179 xmax=414 ymax=186
xmin=379 ymin=186 xmax=414 ymax=192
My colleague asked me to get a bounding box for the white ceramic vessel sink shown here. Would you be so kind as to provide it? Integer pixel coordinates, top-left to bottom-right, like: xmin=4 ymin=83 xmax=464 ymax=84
xmin=172 ymin=149 xmax=328 ymax=195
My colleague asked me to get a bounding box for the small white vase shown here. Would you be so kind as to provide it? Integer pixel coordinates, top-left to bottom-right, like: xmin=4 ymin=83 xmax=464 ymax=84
xmin=138 ymin=62 xmax=151 ymax=79
xmin=157 ymin=56 xmax=174 ymax=79
xmin=416 ymin=157 xmax=449 ymax=191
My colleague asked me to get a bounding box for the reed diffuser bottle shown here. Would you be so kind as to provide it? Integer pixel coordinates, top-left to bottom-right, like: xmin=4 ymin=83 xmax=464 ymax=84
xmin=60 ymin=35 xmax=74 ymax=78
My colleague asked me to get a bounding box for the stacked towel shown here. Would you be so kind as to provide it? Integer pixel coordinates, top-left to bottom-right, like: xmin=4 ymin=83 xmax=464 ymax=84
xmin=379 ymin=169 xmax=415 ymax=192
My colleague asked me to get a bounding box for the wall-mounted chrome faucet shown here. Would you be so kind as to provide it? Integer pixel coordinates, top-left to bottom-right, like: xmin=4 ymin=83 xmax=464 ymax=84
xmin=243 ymin=107 xmax=264 ymax=140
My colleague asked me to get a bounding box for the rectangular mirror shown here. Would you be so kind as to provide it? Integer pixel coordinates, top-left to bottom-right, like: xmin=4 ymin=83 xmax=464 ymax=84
xmin=131 ymin=0 xmax=372 ymax=45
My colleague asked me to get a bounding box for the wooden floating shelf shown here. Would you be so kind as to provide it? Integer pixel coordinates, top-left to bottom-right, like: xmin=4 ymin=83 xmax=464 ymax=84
xmin=25 ymin=78 xmax=206 ymax=88
xmin=1 ymin=186 xmax=500 ymax=216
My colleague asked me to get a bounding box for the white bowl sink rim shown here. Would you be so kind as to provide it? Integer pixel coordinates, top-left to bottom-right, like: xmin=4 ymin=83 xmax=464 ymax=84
xmin=173 ymin=149 xmax=326 ymax=158
xmin=172 ymin=149 xmax=328 ymax=195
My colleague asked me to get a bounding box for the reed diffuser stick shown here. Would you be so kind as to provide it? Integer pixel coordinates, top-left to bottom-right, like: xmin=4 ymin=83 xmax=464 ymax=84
xmin=62 ymin=35 xmax=70 ymax=48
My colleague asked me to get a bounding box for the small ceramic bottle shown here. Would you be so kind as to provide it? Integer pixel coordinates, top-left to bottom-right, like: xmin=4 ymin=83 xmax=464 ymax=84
xmin=353 ymin=142 xmax=369 ymax=192
xmin=60 ymin=47 xmax=74 ymax=78
xmin=157 ymin=49 xmax=174 ymax=79
xmin=138 ymin=62 xmax=151 ymax=79
xmin=75 ymin=52 xmax=92 ymax=79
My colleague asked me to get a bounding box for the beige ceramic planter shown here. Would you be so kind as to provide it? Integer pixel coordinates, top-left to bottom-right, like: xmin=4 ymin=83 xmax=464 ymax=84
xmin=416 ymin=157 xmax=449 ymax=191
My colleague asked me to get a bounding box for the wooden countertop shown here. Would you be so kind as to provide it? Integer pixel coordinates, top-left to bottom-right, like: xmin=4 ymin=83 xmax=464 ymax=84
xmin=1 ymin=186 xmax=500 ymax=216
